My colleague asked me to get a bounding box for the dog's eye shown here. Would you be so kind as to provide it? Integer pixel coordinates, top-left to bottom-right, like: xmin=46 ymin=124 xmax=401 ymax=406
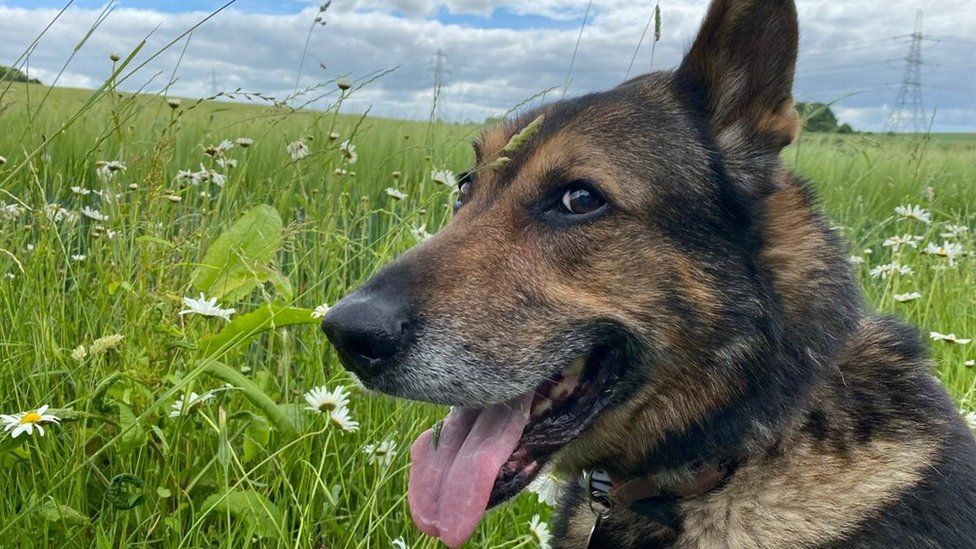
xmin=454 ymin=172 xmax=473 ymax=211
xmin=561 ymin=187 xmax=605 ymax=215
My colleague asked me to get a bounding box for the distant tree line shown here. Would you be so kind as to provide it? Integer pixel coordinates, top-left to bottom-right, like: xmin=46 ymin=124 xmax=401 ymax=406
xmin=0 ymin=66 xmax=41 ymax=84
xmin=795 ymin=102 xmax=855 ymax=134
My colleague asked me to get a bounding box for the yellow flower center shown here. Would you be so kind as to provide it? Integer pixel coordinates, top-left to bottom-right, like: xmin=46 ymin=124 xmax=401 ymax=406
xmin=19 ymin=412 xmax=42 ymax=425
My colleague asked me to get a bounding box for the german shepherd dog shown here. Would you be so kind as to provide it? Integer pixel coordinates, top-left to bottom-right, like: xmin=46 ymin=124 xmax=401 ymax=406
xmin=322 ymin=0 xmax=976 ymax=546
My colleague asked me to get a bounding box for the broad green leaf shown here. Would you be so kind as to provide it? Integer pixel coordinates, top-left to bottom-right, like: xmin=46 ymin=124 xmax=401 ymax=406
xmin=116 ymin=403 xmax=147 ymax=456
xmin=201 ymin=489 xmax=284 ymax=539
xmin=243 ymin=417 xmax=270 ymax=464
xmin=191 ymin=204 xmax=283 ymax=301
xmin=39 ymin=499 xmax=90 ymax=526
xmin=196 ymin=304 xmax=319 ymax=359
xmin=275 ymin=403 xmax=305 ymax=432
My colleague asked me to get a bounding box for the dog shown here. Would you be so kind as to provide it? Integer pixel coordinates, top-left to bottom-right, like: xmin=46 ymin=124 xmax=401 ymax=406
xmin=321 ymin=0 xmax=976 ymax=546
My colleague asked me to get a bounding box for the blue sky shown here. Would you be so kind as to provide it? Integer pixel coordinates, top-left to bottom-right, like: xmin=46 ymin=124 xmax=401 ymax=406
xmin=6 ymin=1 xmax=585 ymax=29
xmin=0 ymin=0 xmax=973 ymax=131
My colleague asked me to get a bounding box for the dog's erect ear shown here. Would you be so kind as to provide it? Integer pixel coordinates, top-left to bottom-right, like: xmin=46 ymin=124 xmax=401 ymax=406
xmin=676 ymin=0 xmax=799 ymax=152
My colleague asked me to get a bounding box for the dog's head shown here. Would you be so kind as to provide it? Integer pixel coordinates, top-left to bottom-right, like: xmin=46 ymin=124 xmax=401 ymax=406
xmin=323 ymin=0 xmax=856 ymax=543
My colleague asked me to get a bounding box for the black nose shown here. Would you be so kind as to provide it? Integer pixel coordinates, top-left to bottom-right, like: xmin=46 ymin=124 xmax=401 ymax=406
xmin=321 ymin=289 xmax=409 ymax=379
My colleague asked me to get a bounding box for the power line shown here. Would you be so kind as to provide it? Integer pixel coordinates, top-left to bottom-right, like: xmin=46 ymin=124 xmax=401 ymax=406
xmin=884 ymin=11 xmax=929 ymax=133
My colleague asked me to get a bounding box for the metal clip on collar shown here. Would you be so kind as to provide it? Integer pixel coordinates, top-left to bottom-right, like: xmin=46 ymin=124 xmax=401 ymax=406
xmin=582 ymin=470 xmax=614 ymax=547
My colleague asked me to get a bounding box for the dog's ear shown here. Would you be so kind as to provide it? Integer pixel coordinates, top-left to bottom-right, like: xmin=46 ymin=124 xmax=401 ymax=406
xmin=676 ymin=0 xmax=799 ymax=153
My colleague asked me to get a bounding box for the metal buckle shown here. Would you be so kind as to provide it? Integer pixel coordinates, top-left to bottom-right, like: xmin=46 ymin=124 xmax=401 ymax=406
xmin=582 ymin=470 xmax=613 ymax=548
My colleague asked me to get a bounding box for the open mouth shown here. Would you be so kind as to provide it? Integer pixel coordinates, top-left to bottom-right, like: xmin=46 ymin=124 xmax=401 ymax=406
xmin=407 ymin=345 xmax=619 ymax=547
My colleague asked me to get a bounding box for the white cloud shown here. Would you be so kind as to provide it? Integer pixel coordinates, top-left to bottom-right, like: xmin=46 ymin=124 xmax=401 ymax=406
xmin=0 ymin=1 xmax=972 ymax=131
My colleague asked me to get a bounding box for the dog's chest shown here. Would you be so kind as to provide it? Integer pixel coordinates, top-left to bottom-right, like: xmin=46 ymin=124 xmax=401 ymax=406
xmin=555 ymin=434 xmax=937 ymax=549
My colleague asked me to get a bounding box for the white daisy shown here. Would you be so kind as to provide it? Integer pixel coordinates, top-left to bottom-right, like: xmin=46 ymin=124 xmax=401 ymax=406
xmin=175 ymin=170 xmax=200 ymax=185
xmin=209 ymin=171 xmax=226 ymax=187
xmin=71 ymin=254 xmax=86 ymax=262
xmin=882 ymin=234 xmax=922 ymax=250
xmin=1 ymin=405 xmax=61 ymax=438
xmin=0 ymin=155 xmax=6 ymax=165
xmin=893 ymin=292 xmax=922 ymax=303
xmin=168 ymin=391 xmax=215 ymax=418
xmin=411 ymin=224 xmax=433 ymax=242
xmin=216 ymin=157 xmax=238 ymax=170
xmin=304 ymin=385 xmax=351 ymax=413
xmin=962 ymin=409 xmax=976 ymax=431
xmin=431 ymin=169 xmax=456 ymax=186
xmin=1 ymin=203 xmax=23 ymax=220
xmin=45 ymin=203 xmax=76 ymax=223
xmin=96 ymin=160 xmax=126 ymax=184
xmin=217 ymin=139 xmax=234 ymax=152
xmin=930 ymin=332 xmax=972 ymax=345
xmin=966 ymin=360 xmax=975 ymax=368
xmin=391 ymin=537 xmax=408 ymax=549
xmin=311 ymin=303 xmax=331 ymax=319
xmin=70 ymin=186 xmax=91 ymax=195
xmin=178 ymin=293 xmax=236 ymax=322
xmin=329 ymin=406 xmax=360 ymax=433
xmin=235 ymin=137 xmax=254 ymax=148
xmin=385 ymin=188 xmax=408 ymax=200
xmin=328 ymin=132 xmax=341 ymax=141
xmin=165 ymin=194 xmax=182 ymax=203
xmin=80 ymin=206 xmax=109 ymax=222
xmin=333 ymin=168 xmax=348 ymax=176
xmin=528 ymin=514 xmax=552 ymax=549
xmin=848 ymin=255 xmax=864 ymax=265
xmin=941 ymin=224 xmax=970 ymax=239
xmin=527 ymin=470 xmax=564 ymax=507
xmin=287 ymin=140 xmax=309 ymax=161
xmin=869 ymin=262 xmax=913 ymax=279
xmin=339 ymin=140 xmax=358 ymax=164
xmin=363 ymin=440 xmax=398 ymax=467
xmin=894 ymin=204 xmax=931 ymax=224
xmin=922 ymin=241 xmax=964 ymax=266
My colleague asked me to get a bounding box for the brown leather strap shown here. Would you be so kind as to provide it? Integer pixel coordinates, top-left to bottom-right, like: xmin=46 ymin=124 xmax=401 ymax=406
xmin=609 ymin=461 xmax=732 ymax=508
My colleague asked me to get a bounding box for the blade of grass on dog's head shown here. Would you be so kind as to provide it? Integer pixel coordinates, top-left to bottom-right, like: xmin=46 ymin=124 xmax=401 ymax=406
xmin=501 ymin=114 xmax=545 ymax=154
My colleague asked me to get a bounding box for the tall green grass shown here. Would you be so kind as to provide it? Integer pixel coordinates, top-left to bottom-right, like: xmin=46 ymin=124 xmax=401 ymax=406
xmin=0 ymin=76 xmax=973 ymax=549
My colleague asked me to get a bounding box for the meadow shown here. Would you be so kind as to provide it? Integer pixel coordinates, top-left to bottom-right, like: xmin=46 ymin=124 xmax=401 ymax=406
xmin=0 ymin=75 xmax=974 ymax=548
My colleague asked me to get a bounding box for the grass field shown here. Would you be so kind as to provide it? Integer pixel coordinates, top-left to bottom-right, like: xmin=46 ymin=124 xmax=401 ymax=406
xmin=0 ymin=77 xmax=974 ymax=548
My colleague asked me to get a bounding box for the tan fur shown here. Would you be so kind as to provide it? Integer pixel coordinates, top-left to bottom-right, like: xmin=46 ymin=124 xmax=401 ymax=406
xmin=754 ymin=99 xmax=800 ymax=147
xmin=759 ymin=176 xmax=832 ymax=323
xmin=676 ymin=432 xmax=942 ymax=548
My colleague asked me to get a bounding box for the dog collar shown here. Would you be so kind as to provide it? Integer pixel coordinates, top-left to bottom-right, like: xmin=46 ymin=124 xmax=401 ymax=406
xmin=581 ymin=460 xmax=736 ymax=545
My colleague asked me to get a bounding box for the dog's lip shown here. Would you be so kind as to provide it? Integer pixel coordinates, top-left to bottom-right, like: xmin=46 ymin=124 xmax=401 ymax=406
xmin=487 ymin=345 xmax=619 ymax=507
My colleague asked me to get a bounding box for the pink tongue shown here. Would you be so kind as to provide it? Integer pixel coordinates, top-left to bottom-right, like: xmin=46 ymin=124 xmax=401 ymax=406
xmin=408 ymin=393 xmax=533 ymax=547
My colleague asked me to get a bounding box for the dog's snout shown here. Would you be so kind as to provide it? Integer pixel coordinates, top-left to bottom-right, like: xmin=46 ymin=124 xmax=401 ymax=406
xmin=321 ymin=290 xmax=408 ymax=378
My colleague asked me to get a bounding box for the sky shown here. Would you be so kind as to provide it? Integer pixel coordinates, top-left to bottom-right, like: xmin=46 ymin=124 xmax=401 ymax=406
xmin=1 ymin=0 xmax=973 ymax=132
